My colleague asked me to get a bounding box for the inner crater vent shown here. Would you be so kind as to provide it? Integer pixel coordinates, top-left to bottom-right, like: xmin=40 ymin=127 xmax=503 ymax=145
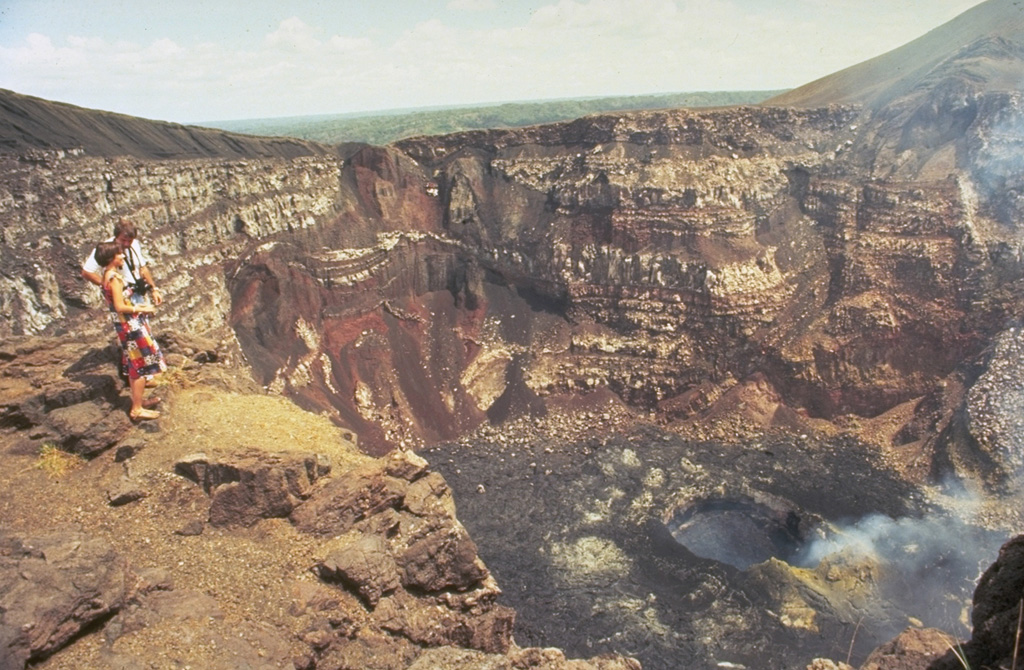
xmin=667 ymin=497 xmax=814 ymax=570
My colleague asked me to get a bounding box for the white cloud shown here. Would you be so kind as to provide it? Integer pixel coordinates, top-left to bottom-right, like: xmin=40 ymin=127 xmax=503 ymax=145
xmin=328 ymin=35 xmax=373 ymax=52
xmin=65 ymin=35 xmax=108 ymax=51
xmin=0 ymin=0 xmax=987 ymax=122
xmin=531 ymin=0 xmax=679 ymax=36
xmin=145 ymin=37 xmax=185 ymax=58
xmin=264 ymin=17 xmax=321 ymax=52
xmin=446 ymin=0 xmax=496 ymax=10
xmin=5 ymin=33 xmax=78 ymax=69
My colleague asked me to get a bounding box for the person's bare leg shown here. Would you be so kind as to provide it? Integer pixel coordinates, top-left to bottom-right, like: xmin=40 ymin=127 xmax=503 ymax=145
xmin=130 ymin=375 xmax=145 ymax=413
xmin=129 ymin=376 xmax=159 ymax=419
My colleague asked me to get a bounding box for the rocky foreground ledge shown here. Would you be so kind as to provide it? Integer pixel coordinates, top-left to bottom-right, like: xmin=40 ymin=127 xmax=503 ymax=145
xmin=0 ymin=333 xmax=1021 ymax=670
xmin=0 ymin=334 xmax=638 ymax=670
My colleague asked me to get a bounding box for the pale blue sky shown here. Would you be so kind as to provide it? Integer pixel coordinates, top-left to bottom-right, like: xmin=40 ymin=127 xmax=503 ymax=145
xmin=0 ymin=0 xmax=985 ymax=123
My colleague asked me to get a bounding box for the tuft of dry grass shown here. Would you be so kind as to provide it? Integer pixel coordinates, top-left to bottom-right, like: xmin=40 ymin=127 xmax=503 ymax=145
xmin=36 ymin=443 xmax=84 ymax=478
xmin=156 ymin=364 xmax=197 ymax=389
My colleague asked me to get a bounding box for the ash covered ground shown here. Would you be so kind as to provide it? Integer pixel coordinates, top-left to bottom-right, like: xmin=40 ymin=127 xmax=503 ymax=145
xmin=424 ymin=413 xmax=1009 ymax=670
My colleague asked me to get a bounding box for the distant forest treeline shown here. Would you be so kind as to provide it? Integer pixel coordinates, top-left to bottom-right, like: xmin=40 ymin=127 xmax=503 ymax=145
xmin=203 ymin=90 xmax=787 ymax=146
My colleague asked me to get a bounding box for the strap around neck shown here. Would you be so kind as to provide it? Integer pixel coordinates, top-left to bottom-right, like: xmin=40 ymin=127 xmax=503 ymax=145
xmin=122 ymin=245 xmax=141 ymax=281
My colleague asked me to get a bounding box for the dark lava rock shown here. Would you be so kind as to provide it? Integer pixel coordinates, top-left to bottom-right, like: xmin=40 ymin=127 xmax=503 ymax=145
xmin=294 ymin=449 xmax=524 ymax=661
xmin=45 ymin=402 xmax=132 ymax=457
xmin=290 ymin=461 xmax=409 ymax=536
xmin=424 ymin=423 xmax=1006 ymax=670
xmin=114 ymin=444 xmax=143 ymax=462
xmin=175 ymin=449 xmax=331 ymax=527
xmin=0 ymin=530 xmax=129 ymax=668
xmin=316 ymin=534 xmax=401 ymax=607
xmin=954 ymin=533 xmax=1024 ymax=669
xmin=173 ymin=520 xmax=205 ymax=536
xmin=294 ymin=450 xmax=518 ymax=659
xmin=0 ymin=337 xmax=131 ymax=458
xmin=376 ymin=589 xmax=515 ymax=654
xmin=106 ymin=479 xmax=147 ymax=507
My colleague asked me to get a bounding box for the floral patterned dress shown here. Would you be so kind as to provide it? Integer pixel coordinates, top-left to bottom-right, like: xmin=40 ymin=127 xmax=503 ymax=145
xmin=102 ymin=275 xmax=166 ymax=380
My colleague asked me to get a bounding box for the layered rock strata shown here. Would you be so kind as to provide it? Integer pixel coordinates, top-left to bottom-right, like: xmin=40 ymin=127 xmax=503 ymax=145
xmin=0 ymin=150 xmax=346 ymax=336
xmin=5 ymin=85 xmax=1024 ymax=483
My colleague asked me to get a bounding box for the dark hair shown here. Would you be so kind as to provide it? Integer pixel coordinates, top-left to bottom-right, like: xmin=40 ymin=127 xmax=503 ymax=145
xmin=113 ymin=219 xmax=137 ymax=239
xmin=94 ymin=241 xmax=121 ymax=268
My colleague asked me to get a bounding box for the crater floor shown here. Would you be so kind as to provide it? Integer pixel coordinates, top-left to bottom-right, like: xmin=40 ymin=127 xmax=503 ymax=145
xmin=424 ymin=404 xmax=1011 ymax=670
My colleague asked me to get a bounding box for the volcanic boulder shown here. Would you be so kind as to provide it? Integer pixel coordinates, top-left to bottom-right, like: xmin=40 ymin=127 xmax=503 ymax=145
xmin=0 ymin=531 xmax=129 ymax=667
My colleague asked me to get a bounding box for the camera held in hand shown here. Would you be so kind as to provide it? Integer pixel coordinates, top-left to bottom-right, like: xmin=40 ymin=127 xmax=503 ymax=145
xmin=133 ymin=279 xmax=152 ymax=296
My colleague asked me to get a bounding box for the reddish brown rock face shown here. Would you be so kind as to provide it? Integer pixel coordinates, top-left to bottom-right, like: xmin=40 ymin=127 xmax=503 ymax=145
xmin=3 ymin=88 xmax=1020 ymax=483
xmin=209 ymin=101 xmax=1018 ymax=468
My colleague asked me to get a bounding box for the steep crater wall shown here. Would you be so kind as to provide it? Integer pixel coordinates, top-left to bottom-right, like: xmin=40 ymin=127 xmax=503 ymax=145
xmin=5 ymin=99 xmax=1024 ymax=473
xmin=234 ymin=103 xmax=1023 ymax=458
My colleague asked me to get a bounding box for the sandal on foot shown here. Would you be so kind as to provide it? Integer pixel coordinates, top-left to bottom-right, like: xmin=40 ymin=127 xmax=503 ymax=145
xmin=130 ymin=408 xmax=160 ymax=421
xmin=142 ymin=396 xmax=161 ymax=409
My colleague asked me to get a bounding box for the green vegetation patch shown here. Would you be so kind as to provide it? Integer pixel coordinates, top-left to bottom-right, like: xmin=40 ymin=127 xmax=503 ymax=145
xmin=203 ymin=90 xmax=787 ymax=146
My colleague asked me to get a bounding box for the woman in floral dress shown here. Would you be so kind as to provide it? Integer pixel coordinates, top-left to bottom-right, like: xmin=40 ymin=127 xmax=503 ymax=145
xmin=94 ymin=241 xmax=166 ymax=421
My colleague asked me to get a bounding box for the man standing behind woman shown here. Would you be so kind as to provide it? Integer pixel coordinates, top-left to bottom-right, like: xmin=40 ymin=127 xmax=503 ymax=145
xmin=86 ymin=222 xmax=166 ymax=421
xmin=82 ymin=219 xmax=164 ymax=306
